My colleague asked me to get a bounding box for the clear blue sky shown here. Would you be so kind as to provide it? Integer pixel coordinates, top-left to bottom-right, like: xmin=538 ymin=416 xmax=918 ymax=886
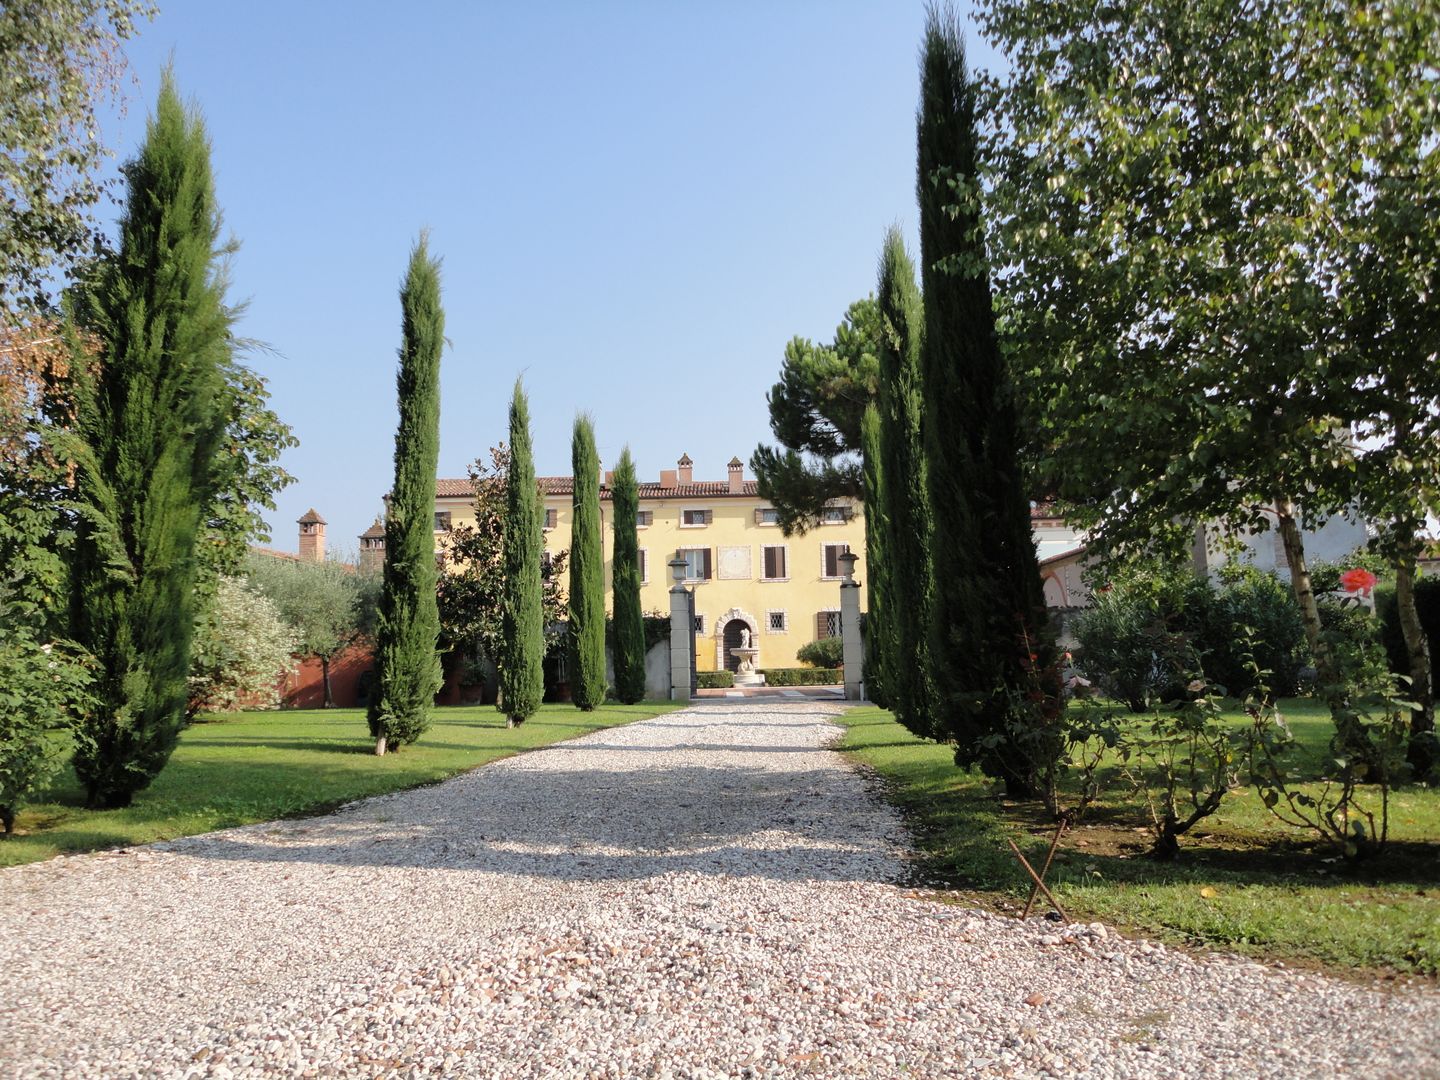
xmin=98 ymin=1 xmax=1001 ymax=557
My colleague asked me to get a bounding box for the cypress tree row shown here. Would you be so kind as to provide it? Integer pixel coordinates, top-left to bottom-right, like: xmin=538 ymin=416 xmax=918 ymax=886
xmin=500 ymin=380 xmax=544 ymax=727
xmin=916 ymin=11 xmax=1057 ymax=795
xmin=860 ymin=403 xmax=890 ymax=708
xmin=876 ymin=227 xmax=935 ymax=739
xmin=568 ymin=413 xmax=608 ymax=709
xmin=368 ymin=236 xmax=445 ymax=754
xmin=68 ymin=74 xmax=232 ymax=809
xmin=610 ymin=446 xmax=648 ymax=704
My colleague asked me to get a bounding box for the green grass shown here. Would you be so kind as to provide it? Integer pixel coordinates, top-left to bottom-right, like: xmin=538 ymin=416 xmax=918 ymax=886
xmin=837 ymin=701 xmax=1440 ymax=978
xmin=1 ymin=701 xmax=683 ymax=869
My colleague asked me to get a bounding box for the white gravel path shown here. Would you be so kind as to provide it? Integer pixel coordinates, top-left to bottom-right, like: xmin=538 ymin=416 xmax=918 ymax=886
xmin=2 ymin=701 xmax=1436 ymax=1079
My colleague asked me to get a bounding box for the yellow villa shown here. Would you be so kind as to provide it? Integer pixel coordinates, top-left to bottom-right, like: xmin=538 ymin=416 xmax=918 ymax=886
xmin=427 ymin=453 xmax=866 ymax=675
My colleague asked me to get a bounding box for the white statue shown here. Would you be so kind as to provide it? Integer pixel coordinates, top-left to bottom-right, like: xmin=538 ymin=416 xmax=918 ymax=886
xmin=739 ymin=627 xmax=751 ymax=649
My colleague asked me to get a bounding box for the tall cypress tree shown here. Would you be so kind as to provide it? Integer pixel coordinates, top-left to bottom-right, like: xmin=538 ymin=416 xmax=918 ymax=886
xmin=568 ymin=413 xmax=608 ymax=709
xmin=500 ymin=380 xmax=544 ymax=727
xmin=876 ymin=227 xmax=934 ymax=739
xmin=68 ymin=73 xmax=231 ymax=809
xmin=860 ymin=403 xmax=889 ymax=708
xmin=610 ymin=446 xmax=647 ymax=704
xmin=917 ymin=11 xmax=1056 ymax=795
xmin=368 ymin=236 xmax=445 ymax=754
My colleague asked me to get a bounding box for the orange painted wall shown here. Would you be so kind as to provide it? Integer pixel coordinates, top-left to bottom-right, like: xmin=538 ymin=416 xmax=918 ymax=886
xmin=280 ymin=642 xmax=374 ymax=710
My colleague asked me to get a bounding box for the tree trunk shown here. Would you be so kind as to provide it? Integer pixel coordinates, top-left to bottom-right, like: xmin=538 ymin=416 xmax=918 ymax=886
xmin=1 ymin=805 xmax=14 ymax=837
xmin=373 ymin=735 xmax=387 ymax=756
xmin=1274 ymin=494 xmax=1332 ymax=679
xmin=322 ymin=655 xmax=334 ymax=709
xmin=1395 ymin=548 xmax=1436 ymax=779
xmin=1273 ymin=494 xmax=1367 ymax=759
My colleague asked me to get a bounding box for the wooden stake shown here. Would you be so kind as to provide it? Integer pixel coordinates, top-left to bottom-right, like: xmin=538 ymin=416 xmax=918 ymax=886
xmin=1021 ymin=820 xmax=1068 ymax=919
xmin=1006 ymin=837 xmax=1068 ymax=922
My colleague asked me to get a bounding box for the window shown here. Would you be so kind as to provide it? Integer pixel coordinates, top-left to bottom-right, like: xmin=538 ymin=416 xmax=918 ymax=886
xmin=681 ymin=508 xmax=712 ymax=527
xmin=693 ymin=613 xmax=706 ymax=634
xmin=638 ymin=548 xmax=649 ymax=584
xmin=822 ymin=542 xmax=851 ymax=579
xmin=820 ymin=505 xmax=851 ymax=525
xmin=541 ymin=550 xmax=555 ymax=575
xmin=637 ymin=510 xmax=653 ymax=528
xmin=755 ymin=507 xmax=780 ymax=526
xmin=767 ymin=610 xmax=788 ymax=633
xmin=678 ymin=547 xmax=712 ymax=581
xmin=761 ymin=545 xmax=787 ymax=581
xmin=816 ymin=610 xmax=842 ymax=639
xmin=434 ymin=511 xmax=452 ymax=531
xmin=544 ymin=508 xmax=558 ymax=530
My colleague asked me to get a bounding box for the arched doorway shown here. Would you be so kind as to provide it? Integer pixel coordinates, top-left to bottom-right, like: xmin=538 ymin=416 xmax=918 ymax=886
xmin=722 ymin=620 xmax=746 ymax=672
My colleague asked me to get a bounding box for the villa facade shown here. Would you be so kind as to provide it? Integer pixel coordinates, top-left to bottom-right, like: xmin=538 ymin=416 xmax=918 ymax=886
xmin=427 ymin=454 xmax=867 ymax=675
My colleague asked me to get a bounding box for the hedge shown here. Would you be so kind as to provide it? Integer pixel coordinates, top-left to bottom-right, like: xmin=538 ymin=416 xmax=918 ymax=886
xmin=1377 ymin=579 xmax=1440 ymax=689
xmin=697 ymin=671 xmax=734 ymax=689
xmin=761 ymin=667 xmax=844 ymax=687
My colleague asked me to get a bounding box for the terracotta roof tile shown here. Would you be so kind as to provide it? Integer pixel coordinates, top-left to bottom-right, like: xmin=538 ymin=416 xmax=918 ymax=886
xmin=435 ymin=478 xmax=764 ymax=500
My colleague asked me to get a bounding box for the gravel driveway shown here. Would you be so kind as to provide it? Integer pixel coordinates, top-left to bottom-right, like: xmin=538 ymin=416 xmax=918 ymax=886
xmin=2 ymin=702 xmax=1436 ymax=1079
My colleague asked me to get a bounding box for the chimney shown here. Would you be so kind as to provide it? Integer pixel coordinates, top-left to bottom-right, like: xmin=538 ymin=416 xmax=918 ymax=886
xmin=727 ymin=456 xmax=744 ymax=494
xmin=359 ymin=516 xmax=385 ymax=573
xmin=677 ymin=453 xmax=693 ymax=485
xmin=659 ymin=469 xmax=678 ymax=488
xmin=298 ymin=508 xmax=327 ymax=562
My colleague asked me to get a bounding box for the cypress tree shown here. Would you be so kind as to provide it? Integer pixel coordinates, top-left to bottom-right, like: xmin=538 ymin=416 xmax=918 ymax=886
xmin=368 ymin=236 xmax=445 ymax=754
xmin=500 ymin=380 xmax=544 ymax=727
xmin=917 ymin=10 xmax=1057 ymax=795
xmin=876 ymin=227 xmax=935 ymax=739
xmin=610 ymin=446 xmax=647 ymax=704
xmin=568 ymin=414 xmax=608 ymax=709
xmin=860 ymin=403 xmax=889 ymax=708
xmin=68 ymin=73 xmax=231 ymax=809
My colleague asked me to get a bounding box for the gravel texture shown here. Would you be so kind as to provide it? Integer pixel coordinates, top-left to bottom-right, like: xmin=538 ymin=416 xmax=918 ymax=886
xmin=3 ymin=701 xmax=1437 ymax=1079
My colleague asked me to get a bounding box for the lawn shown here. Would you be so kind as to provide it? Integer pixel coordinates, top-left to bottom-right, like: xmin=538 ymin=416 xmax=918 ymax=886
xmin=1 ymin=701 xmax=684 ymax=869
xmin=837 ymin=701 xmax=1440 ymax=978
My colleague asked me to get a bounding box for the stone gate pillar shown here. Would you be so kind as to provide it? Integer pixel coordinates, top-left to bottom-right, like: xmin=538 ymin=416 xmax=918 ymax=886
xmin=839 ymin=551 xmax=864 ymax=701
xmin=668 ymin=556 xmax=692 ymax=702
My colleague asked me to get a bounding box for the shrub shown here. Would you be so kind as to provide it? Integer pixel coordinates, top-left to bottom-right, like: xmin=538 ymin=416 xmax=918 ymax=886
xmin=1071 ymin=581 xmax=1197 ymax=710
xmin=796 ymin=638 xmax=844 ymax=669
xmin=1075 ymin=565 xmax=1310 ymax=706
xmin=762 ymin=667 xmax=843 ymax=686
xmin=697 ymin=671 xmax=733 ymax=689
xmin=1201 ymin=565 xmax=1308 ymax=697
xmin=1 ymin=632 xmax=92 ymax=836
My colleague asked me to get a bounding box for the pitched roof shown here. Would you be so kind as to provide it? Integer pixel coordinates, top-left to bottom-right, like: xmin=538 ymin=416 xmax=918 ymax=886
xmin=434 ymin=477 xmax=764 ymax=500
xmin=360 ymin=518 xmax=385 ymax=539
xmin=297 ymin=508 xmax=327 ymax=525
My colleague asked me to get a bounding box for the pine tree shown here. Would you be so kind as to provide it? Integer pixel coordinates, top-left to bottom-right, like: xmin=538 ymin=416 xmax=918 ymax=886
xmin=610 ymin=446 xmax=647 ymax=704
xmin=368 ymin=236 xmax=445 ymax=754
xmin=500 ymin=380 xmax=544 ymax=727
xmin=67 ymin=73 xmax=232 ymax=808
xmin=568 ymin=414 xmax=608 ymax=709
xmin=917 ymin=10 xmax=1057 ymax=795
xmin=860 ymin=403 xmax=889 ymax=708
xmin=876 ymin=227 xmax=935 ymax=738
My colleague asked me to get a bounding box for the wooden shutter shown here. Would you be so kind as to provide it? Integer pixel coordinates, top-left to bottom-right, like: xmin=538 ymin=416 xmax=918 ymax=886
xmin=824 ymin=545 xmax=837 ymax=578
xmin=754 ymin=508 xmax=765 ymax=525
xmin=545 ymin=508 xmax=557 ymax=529
xmin=638 ymin=549 xmax=647 ymax=582
xmin=702 ymin=548 xmax=713 ymax=580
xmin=704 ymin=509 xmax=714 ymax=525
xmin=816 ymin=611 xmax=829 ymax=639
